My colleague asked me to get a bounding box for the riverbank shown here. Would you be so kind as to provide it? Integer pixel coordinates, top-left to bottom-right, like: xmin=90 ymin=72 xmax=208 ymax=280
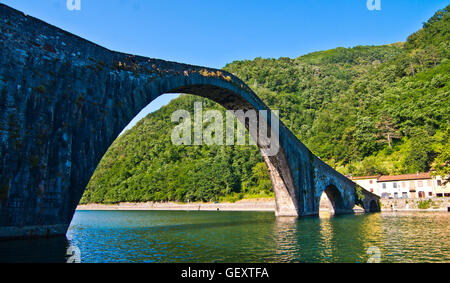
xmin=77 ymin=197 xmax=450 ymax=213
xmin=76 ymin=198 xmax=276 ymax=212
xmin=380 ymin=197 xmax=450 ymax=212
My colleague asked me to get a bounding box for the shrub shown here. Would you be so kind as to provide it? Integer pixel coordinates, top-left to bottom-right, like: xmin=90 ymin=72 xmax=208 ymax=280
xmin=417 ymin=199 xmax=433 ymax=209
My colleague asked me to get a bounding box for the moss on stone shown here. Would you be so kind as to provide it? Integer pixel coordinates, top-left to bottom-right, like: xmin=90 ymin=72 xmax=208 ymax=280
xmin=355 ymin=184 xmax=366 ymax=205
xmin=96 ymin=62 xmax=104 ymax=72
xmin=33 ymin=84 xmax=46 ymax=94
xmin=0 ymin=183 xmax=9 ymax=201
xmin=30 ymin=155 xmax=40 ymax=168
xmin=75 ymin=94 xmax=85 ymax=107
xmin=8 ymin=113 xmax=17 ymax=128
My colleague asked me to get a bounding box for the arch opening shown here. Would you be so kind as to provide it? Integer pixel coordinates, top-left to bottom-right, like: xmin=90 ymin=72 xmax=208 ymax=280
xmin=166 ymin=84 xmax=299 ymax=217
xmin=77 ymin=81 xmax=300 ymax=219
xmin=119 ymin=93 xmax=181 ymax=136
xmin=319 ymin=185 xmax=346 ymax=216
xmin=369 ymin=200 xmax=379 ymax=213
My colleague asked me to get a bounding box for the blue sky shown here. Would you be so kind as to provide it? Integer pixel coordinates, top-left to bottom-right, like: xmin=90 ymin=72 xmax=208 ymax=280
xmin=2 ymin=0 xmax=448 ymax=131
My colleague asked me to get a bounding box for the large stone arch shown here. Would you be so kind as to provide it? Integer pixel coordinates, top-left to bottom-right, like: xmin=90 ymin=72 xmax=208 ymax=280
xmin=0 ymin=4 xmax=379 ymax=239
xmin=72 ymin=73 xmax=301 ymax=220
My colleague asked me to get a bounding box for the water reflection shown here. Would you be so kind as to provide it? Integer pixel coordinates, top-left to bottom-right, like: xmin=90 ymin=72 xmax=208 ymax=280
xmin=318 ymin=216 xmax=334 ymax=262
xmin=0 ymin=236 xmax=69 ymax=263
xmin=358 ymin=213 xmax=383 ymax=263
xmin=0 ymin=211 xmax=448 ymax=263
xmin=273 ymin=217 xmax=298 ymax=262
xmin=379 ymin=212 xmax=450 ymax=262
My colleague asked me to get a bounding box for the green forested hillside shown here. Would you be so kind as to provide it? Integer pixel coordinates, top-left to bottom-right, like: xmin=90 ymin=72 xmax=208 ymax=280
xmin=81 ymin=5 xmax=449 ymax=204
xmin=81 ymin=95 xmax=270 ymax=204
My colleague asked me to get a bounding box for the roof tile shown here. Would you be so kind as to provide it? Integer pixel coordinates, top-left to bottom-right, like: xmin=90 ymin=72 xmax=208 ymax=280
xmin=377 ymin=173 xmax=430 ymax=182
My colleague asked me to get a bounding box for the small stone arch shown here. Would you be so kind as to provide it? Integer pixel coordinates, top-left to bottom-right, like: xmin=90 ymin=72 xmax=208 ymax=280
xmin=369 ymin=199 xmax=379 ymax=213
xmin=319 ymin=185 xmax=348 ymax=215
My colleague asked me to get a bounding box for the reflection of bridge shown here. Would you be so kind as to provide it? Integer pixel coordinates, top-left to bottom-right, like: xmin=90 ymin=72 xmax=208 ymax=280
xmin=0 ymin=4 xmax=379 ymax=239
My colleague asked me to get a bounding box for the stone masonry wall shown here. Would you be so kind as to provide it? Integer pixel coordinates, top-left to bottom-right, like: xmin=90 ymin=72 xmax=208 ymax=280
xmin=381 ymin=198 xmax=450 ymax=211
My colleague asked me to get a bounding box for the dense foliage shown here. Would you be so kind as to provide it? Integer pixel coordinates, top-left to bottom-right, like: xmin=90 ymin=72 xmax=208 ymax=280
xmin=81 ymin=6 xmax=449 ymax=204
xmin=81 ymin=96 xmax=271 ymax=204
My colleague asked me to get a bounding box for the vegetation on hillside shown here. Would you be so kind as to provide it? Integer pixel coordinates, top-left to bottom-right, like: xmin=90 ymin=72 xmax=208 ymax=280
xmin=81 ymin=96 xmax=271 ymax=204
xmin=81 ymin=5 xmax=450 ymax=204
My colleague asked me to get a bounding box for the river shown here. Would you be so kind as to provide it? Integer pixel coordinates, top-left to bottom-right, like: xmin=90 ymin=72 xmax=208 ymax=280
xmin=0 ymin=210 xmax=449 ymax=263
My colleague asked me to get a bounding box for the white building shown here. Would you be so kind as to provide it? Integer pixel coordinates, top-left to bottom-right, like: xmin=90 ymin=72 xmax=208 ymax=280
xmin=377 ymin=173 xmax=435 ymax=199
xmin=350 ymin=176 xmax=379 ymax=195
xmin=351 ymin=172 xmax=447 ymax=199
xmin=433 ymin=175 xmax=450 ymax=198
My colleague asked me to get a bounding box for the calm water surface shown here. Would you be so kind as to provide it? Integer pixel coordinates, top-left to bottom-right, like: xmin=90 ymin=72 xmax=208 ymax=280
xmin=0 ymin=211 xmax=449 ymax=263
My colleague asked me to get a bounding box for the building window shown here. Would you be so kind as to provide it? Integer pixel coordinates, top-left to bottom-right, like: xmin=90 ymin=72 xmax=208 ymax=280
xmin=402 ymin=182 xmax=406 ymax=188
xmin=429 ymin=192 xmax=433 ymax=197
xmin=437 ymin=180 xmax=442 ymax=186
xmin=402 ymin=192 xmax=408 ymax=199
xmin=369 ymin=180 xmax=373 ymax=184
xmin=393 ymin=182 xmax=398 ymax=189
xmin=427 ymin=180 xmax=432 ymax=187
xmin=436 ymin=193 xmax=443 ymax=198
xmin=394 ymin=192 xmax=398 ymax=199
xmin=418 ymin=191 xmax=425 ymax=198
xmin=382 ymin=183 xmax=386 ymax=189
xmin=418 ymin=181 xmax=423 ymax=187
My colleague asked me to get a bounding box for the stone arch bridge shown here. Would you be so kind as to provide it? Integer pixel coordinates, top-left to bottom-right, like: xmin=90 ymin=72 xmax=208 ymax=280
xmin=0 ymin=4 xmax=379 ymax=239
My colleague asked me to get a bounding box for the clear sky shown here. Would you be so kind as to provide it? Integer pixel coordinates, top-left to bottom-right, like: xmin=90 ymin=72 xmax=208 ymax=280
xmin=2 ymin=0 xmax=448 ymax=131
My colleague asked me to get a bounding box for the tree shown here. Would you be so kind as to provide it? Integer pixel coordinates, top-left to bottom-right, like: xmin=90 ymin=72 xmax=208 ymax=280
xmin=355 ymin=116 xmax=378 ymax=157
xmin=431 ymin=127 xmax=450 ymax=184
xmin=402 ymin=128 xmax=434 ymax=173
xmin=376 ymin=114 xmax=401 ymax=148
xmin=432 ymin=148 xmax=450 ymax=184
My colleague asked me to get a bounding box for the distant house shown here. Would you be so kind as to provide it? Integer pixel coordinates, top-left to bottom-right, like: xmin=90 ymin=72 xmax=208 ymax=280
xmin=350 ymin=176 xmax=379 ymax=195
xmin=351 ymin=172 xmax=449 ymax=199
xmin=433 ymin=175 xmax=450 ymax=198
xmin=377 ymin=173 xmax=434 ymax=199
